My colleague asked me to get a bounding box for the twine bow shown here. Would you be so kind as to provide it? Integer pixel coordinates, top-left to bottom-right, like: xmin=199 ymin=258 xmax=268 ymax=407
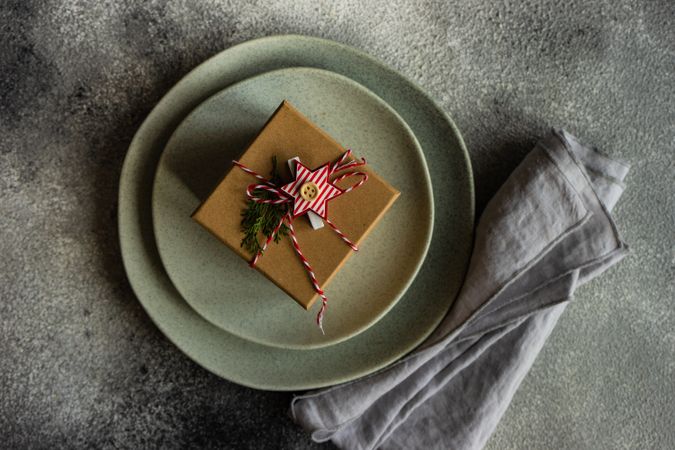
xmin=233 ymin=150 xmax=368 ymax=333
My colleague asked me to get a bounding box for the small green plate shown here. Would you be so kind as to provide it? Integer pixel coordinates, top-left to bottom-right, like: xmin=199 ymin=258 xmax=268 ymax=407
xmin=119 ymin=35 xmax=474 ymax=390
xmin=152 ymin=67 xmax=434 ymax=349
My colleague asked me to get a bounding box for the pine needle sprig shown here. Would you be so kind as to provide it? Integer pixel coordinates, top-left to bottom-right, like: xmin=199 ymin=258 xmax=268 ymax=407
xmin=240 ymin=156 xmax=291 ymax=255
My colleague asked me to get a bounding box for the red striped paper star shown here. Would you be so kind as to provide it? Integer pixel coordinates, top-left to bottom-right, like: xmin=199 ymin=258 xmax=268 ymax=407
xmin=280 ymin=160 xmax=344 ymax=219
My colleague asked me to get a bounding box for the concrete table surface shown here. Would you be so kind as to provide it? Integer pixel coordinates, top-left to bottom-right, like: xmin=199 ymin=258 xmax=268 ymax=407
xmin=1 ymin=0 xmax=673 ymax=448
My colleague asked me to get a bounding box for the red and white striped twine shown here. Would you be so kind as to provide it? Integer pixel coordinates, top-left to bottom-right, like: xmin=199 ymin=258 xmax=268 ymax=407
xmin=324 ymin=217 xmax=358 ymax=251
xmin=286 ymin=217 xmax=330 ymax=332
xmin=245 ymin=183 xmax=291 ymax=204
xmin=250 ymin=213 xmax=288 ymax=267
xmin=233 ymin=150 xmax=368 ymax=333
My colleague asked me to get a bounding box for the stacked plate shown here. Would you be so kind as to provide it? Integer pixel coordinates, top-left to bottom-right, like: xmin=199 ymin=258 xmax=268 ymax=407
xmin=119 ymin=35 xmax=474 ymax=390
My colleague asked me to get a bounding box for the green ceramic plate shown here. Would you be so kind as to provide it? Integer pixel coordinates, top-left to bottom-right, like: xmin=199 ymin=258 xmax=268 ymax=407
xmin=119 ymin=35 xmax=474 ymax=390
xmin=152 ymin=67 xmax=433 ymax=349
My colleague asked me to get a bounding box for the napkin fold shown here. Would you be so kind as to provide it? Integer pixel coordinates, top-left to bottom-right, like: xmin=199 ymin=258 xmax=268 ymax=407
xmin=290 ymin=129 xmax=630 ymax=450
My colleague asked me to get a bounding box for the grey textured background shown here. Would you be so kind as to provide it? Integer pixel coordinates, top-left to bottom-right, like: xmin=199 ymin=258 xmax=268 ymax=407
xmin=1 ymin=0 xmax=673 ymax=448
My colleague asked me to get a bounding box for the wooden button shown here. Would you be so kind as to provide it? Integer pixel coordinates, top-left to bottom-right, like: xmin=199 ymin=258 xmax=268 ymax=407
xmin=300 ymin=182 xmax=320 ymax=201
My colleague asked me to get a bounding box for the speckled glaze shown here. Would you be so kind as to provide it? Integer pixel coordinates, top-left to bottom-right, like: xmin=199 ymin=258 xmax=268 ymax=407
xmin=119 ymin=35 xmax=474 ymax=390
xmin=151 ymin=67 xmax=434 ymax=349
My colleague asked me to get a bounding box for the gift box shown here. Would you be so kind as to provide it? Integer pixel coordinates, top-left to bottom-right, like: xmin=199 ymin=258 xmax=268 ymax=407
xmin=192 ymin=100 xmax=399 ymax=310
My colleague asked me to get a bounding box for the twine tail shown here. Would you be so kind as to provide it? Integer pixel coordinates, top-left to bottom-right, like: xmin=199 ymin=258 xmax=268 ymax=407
xmin=287 ymin=217 xmax=330 ymax=333
xmin=316 ymin=299 xmax=327 ymax=335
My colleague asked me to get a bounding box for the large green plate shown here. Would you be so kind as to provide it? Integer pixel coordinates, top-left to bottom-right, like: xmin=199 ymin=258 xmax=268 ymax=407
xmin=119 ymin=35 xmax=474 ymax=390
xmin=152 ymin=67 xmax=434 ymax=349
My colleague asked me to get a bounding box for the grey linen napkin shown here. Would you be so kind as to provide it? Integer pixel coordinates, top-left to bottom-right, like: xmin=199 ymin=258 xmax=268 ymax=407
xmin=290 ymin=129 xmax=630 ymax=450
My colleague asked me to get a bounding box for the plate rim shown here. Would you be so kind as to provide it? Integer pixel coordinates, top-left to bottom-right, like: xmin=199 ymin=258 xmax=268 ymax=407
xmin=150 ymin=66 xmax=435 ymax=349
xmin=118 ymin=34 xmax=475 ymax=390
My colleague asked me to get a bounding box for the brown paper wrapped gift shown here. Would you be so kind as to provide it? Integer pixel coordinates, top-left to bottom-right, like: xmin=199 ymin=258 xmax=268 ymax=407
xmin=192 ymin=101 xmax=399 ymax=310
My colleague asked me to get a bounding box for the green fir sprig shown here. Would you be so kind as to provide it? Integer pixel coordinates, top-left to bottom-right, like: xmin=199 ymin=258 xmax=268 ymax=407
xmin=240 ymin=156 xmax=290 ymax=255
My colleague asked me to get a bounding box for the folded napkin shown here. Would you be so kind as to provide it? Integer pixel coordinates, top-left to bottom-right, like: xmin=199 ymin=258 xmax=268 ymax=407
xmin=291 ymin=129 xmax=630 ymax=450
